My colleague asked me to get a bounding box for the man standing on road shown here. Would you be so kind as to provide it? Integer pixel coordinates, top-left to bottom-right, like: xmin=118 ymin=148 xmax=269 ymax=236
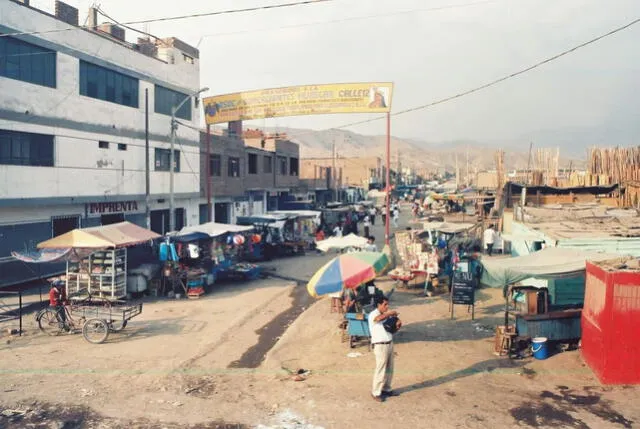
xmin=483 ymin=224 xmax=498 ymax=256
xmin=368 ymin=296 xmax=402 ymax=402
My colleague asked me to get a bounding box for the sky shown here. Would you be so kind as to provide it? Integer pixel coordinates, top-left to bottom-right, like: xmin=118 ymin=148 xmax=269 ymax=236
xmin=28 ymin=0 xmax=640 ymax=149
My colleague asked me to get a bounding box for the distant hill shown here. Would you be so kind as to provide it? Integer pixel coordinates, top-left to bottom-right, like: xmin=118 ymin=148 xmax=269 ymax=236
xmin=263 ymin=127 xmax=584 ymax=173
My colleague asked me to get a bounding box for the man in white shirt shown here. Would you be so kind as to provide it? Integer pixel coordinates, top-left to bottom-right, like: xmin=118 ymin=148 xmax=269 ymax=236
xmin=368 ymin=206 xmax=377 ymax=226
xmin=362 ymin=214 xmax=371 ymax=238
xmin=333 ymin=223 xmax=343 ymax=238
xmin=483 ymin=224 xmax=497 ymax=256
xmin=368 ymin=296 xmax=401 ymax=402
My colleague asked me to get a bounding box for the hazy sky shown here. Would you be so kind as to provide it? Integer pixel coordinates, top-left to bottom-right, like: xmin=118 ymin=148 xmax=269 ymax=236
xmin=29 ymin=0 xmax=640 ymax=148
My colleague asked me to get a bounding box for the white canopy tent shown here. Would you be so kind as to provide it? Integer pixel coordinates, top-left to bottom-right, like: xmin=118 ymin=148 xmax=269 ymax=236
xmin=179 ymin=222 xmax=254 ymax=238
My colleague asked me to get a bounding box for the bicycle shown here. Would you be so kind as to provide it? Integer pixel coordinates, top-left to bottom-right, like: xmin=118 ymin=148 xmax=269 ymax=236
xmin=35 ymin=291 xmax=138 ymax=344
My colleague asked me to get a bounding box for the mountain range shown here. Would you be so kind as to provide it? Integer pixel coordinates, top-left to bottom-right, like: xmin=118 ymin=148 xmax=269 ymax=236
xmin=264 ymin=127 xmax=587 ymax=173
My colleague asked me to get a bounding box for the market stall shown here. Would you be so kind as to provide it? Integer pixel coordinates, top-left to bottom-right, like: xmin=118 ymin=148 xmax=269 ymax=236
xmin=179 ymin=222 xmax=260 ymax=283
xmin=480 ymin=247 xmax=620 ymax=356
xmin=268 ymin=210 xmax=321 ymax=251
xmin=36 ymin=222 xmax=160 ymax=300
xmin=389 ymin=229 xmax=439 ymax=290
xmin=160 ymin=231 xmax=213 ymax=299
xmin=237 ymin=214 xmax=306 ymax=258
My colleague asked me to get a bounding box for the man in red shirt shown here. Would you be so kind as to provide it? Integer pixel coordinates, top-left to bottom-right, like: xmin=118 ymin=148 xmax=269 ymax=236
xmin=49 ymin=280 xmax=69 ymax=331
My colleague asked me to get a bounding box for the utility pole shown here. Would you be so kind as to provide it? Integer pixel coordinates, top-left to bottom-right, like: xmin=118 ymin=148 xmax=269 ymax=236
xmin=466 ymin=146 xmax=470 ymax=188
xmin=145 ymin=89 xmax=150 ymax=230
xmin=169 ymin=87 xmax=209 ymax=233
xmin=455 ymin=153 xmax=459 ymax=190
xmin=169 ymin=106 xmax=177 ymax=233
xmin=332 ymin=137 xmax=337 ymax=201
xmin=385 ymin=113 xmax=391 ymax=245
xmin=526 ymin=141 xmax=533 ymax=186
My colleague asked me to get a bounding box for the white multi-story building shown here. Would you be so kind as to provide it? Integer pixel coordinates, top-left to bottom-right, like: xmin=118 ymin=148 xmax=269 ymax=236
xmin=0 ymin=0 xmax=203 ymax=287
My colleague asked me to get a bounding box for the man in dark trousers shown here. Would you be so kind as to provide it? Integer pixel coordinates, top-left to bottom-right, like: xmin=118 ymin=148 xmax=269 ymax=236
xmin=368 ymin=296 xmax=402 ymax=402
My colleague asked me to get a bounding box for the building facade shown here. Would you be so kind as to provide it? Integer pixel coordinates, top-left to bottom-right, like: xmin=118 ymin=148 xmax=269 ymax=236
xmin=199 ymin=130 xmax=300 ymax=224
xmin=300 ymin=156 xmax=383 ymax=190
xmin=0 ymin=0 xmax=202 ymax=286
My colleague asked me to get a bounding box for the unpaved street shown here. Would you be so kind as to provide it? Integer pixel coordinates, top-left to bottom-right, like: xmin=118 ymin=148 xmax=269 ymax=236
xmin=1 ymin=216 xmax=639 ymax=429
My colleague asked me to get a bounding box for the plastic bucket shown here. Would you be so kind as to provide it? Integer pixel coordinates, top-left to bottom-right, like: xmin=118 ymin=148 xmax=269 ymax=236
xmin=532 ymin=337 xmax=549 ymax=360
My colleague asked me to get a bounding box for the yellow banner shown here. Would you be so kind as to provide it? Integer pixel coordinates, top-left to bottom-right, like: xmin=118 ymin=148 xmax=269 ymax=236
xmin=203 ymin=82 xmax=393 ymax=124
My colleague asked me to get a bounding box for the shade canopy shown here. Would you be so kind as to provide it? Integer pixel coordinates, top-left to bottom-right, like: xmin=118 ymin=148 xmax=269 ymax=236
xmin=307 ymin=252 xmax=390 ymax=298
xmin=37 ymin=221 xmax=160 ymax=249
xmin=480 ymin=247 xmax=623 ymax=289
xmin=179 ymin=222 xmax=254 ymax=238
xmin=315 ymin=234 xmax=369 ymax=253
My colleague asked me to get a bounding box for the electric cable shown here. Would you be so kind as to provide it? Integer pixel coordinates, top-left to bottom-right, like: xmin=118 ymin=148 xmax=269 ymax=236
xmin=0 ymin=0 xmax=336 ymax=39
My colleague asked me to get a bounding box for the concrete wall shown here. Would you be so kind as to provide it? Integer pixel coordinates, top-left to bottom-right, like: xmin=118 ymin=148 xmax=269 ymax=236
xmin=1 ymin=1 xmax=201 ymax=202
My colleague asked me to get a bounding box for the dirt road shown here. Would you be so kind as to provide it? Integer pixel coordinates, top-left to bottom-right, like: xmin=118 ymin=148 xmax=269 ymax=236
xmin=1 ymin=211 xmax=639 ymax=428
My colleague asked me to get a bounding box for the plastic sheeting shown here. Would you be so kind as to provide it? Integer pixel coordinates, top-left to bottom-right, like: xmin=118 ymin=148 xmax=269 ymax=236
xmin=480 ymin=247 xmax=622 ymax=289
xmin=179 ymin=222 xmax=254 ymax=238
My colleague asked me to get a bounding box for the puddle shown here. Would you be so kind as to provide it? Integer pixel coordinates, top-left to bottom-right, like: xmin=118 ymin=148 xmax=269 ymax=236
xmin=228 ymin=279 xmax=312 ymax=369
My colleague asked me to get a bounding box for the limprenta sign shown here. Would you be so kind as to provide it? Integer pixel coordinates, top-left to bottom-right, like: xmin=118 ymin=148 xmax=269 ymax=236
xmin=87 ymin=201 xmax=139 ymax=214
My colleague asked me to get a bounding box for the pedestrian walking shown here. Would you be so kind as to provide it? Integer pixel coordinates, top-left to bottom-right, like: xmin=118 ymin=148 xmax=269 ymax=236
xmin=369 ymin=206 xmax=377 ymax=226
xmin=381 ymin=205 xmax=387 ymax=225
xmin=483 ymin=224 xmax=497 ymax=256
xmin=363 ymin=214 xmax=371 ymax=238
xmin=392 ymin=206 xmax=400 ymax=228
xmin=368 ymin=296 xmax=402 ymax=402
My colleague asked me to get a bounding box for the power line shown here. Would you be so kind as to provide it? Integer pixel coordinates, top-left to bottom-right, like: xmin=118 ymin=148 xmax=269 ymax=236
xmin=196 ymin=0 xmax=498 ymax=46
xmin=0 ymin=0 xmax=336 ymax=39
xmin=285 ymin=15 xmax=640 ymax=139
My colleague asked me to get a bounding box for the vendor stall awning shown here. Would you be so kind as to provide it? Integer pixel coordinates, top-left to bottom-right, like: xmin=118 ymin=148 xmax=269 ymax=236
xmin=480 ymin=247 xmax=623 ymax=288
xmin=179 ymin=222 xmax=254 ymax=238
xmin=37 ymin=221 xmax=160 ymax=249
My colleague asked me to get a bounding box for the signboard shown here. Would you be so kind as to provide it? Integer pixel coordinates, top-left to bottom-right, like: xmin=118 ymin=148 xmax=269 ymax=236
xmin=450 ymin=267 xmax=476 ymax=319
xmin=87 ymin=201 xmax=139 ymax=214
xmin=203 ymin=82 xmax=394 ymax=124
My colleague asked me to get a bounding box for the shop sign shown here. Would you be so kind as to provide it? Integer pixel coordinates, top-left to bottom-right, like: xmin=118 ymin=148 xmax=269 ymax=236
xmin=87 ymin=201 xmax=139 ymax=214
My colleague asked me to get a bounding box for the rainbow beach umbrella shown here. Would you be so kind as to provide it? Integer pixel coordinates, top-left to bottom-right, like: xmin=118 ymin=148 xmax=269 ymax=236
xmin=307 ymin=252 xmax=390 ymax=298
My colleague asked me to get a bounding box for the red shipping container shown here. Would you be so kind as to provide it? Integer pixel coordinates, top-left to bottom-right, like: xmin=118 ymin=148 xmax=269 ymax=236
xmin=582 ymin=260 xmax=640 ymax=384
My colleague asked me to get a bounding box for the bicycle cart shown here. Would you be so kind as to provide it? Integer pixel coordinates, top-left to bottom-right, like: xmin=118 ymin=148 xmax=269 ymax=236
xmin=36 ymin=296 xmax=143 ymax=344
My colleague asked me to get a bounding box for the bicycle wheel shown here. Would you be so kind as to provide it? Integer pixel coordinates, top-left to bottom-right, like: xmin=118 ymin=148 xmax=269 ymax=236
xmin=82 ymin=318 xmax=109 ymax=344
xmin=37 ymin=308 xmax=63 ymax=336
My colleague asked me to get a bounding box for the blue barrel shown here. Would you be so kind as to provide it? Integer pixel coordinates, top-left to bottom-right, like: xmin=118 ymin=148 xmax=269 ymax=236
xmin=532 ymin=337 xmax=549 ymax=360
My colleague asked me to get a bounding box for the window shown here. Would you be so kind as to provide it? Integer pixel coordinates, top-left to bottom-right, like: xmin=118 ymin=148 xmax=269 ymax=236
xmin=263 ymin=155 xmax=273 ymax=174
xmin=98 ymin=141 xmax=109 ymax=149
xmin=79 ymin=60 xmax=139 ymax=107
xmin=248 ymin=153 xmax=258 ymax=174
xmin=0 ymin=35 xmax=56 ymax=88
xmin=0 ymin=130 xmax=54 ymax=166
xmin=52 ymin=215 xmax=80 ymax=237
xmin=228 ymin=157 xmax=240 ymax=177
xmin=289 ymin=157 xmax=299 ymax=176
xmin=278 ymin=156 xmax=287 ymax=175
xmin=209 ymin=154 xmax=221 ymax=176
xmin=183 ymin=54 xmax=194 ymax=64
xmin=154 ymin=85 xmax=191 ymax=121
xmin=154 ymin=148 xmax=180 ymax=172
xmin=117 ymin=143 xmax=127 ymax=151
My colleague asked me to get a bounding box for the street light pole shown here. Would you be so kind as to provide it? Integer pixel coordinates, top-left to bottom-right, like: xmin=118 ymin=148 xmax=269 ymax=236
xmin=169 ymin=87 xmax=209 ymax=233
